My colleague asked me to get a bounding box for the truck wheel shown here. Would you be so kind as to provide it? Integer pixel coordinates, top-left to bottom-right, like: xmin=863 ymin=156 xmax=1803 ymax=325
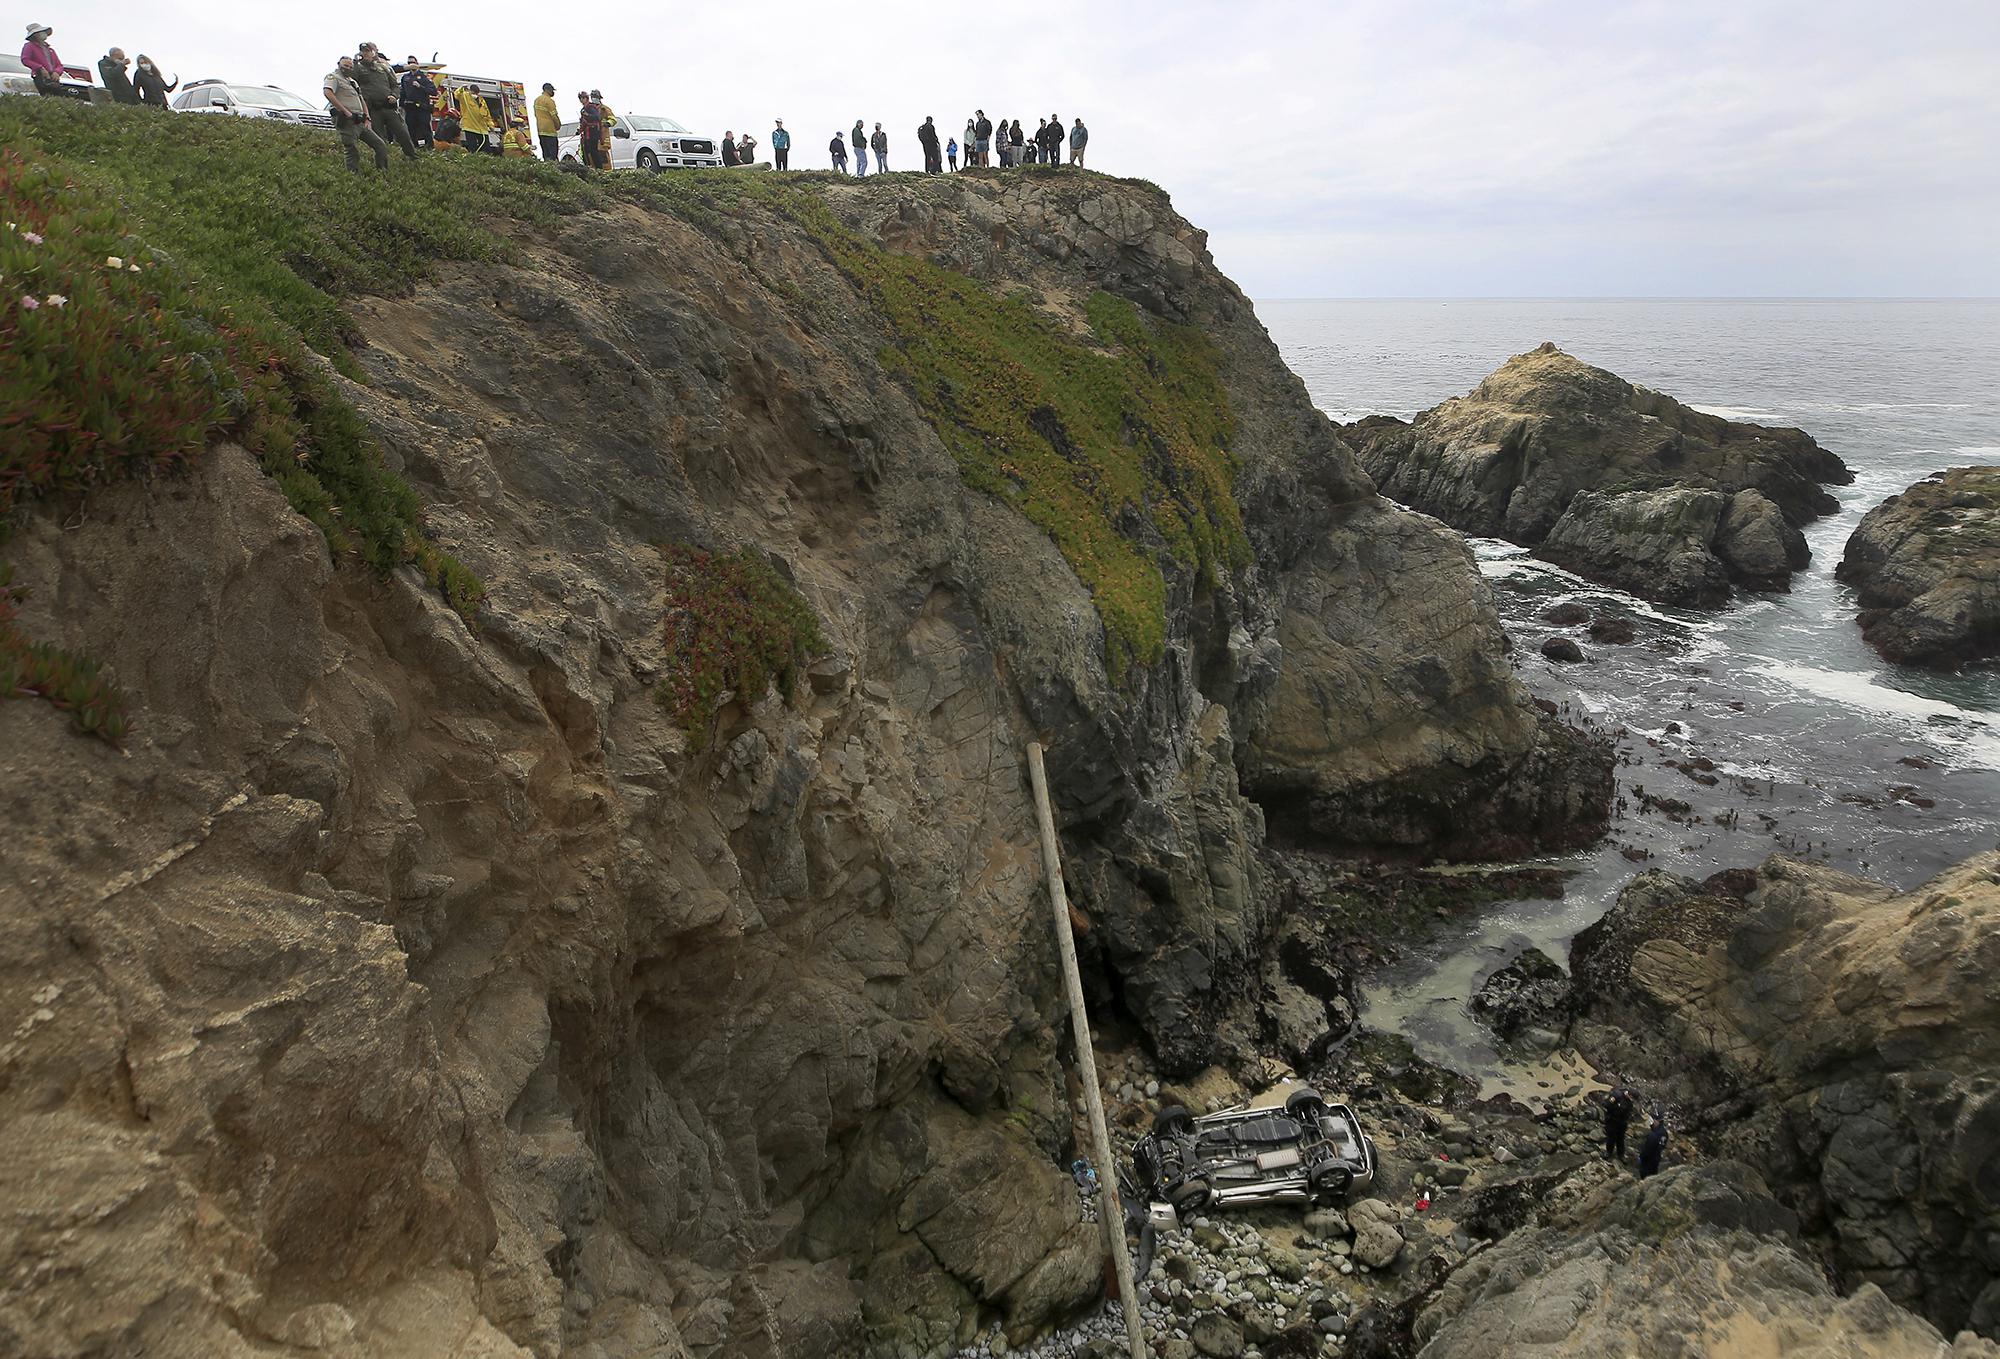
xmin=637 ymin=148 xmax=659 ymax=171
xmin=1168 ymin=1177 xmax=1211 ymax=1212
xmin=1284 ymin=1088 xmax=1328 ymax=1119
xmin=1155 ymin=1105 xmax=1195 ymax=1137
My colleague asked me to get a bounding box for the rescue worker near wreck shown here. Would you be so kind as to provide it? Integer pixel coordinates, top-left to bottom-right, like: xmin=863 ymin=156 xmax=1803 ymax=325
xmin=1639 ymin=1111 xmax=1669 ymax=1179
xmin=533 ymin=82 xmax=561 ymax=161
xmin=353 ymin=43 xmax=418 ymax=159
xmin=1603 ymin=1086 xmax=1634 ymax=1163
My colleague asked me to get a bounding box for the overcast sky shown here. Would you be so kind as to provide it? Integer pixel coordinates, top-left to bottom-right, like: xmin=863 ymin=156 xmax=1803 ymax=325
xmin=36 ymin=0 xmax=2000 ymax=297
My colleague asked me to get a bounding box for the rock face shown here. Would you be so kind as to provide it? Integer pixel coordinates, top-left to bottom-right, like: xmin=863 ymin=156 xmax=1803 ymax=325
xmin=0 ymin=171 xmax=1609 ymax=1356
xmin=1837 ymin=466 xmax=2000 ymax=668
xmin=1346 ymin=343 xmax=1850 ymax=604
xmin=1568 ymin=854 xmax=2000 ymax=1340
xmin=1415 ymin=1162 xmax=2000 ymax=1359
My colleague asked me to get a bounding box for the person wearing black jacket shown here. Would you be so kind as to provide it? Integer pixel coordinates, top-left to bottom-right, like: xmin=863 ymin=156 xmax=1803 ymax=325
xmin=1603 ymin=1087 xmax=1634 ymax=1162
xmin=974 ymin=110 xmax=992 ymax=166
xmin=398 ymin=58 xmax=436 ymax=148
xmin=1638 ymin=1113 xmax=1669 ymax=1178
xmin=917 ymin=116 xmax=941 ymax=174
xmin=721 ymin=132 xmax=739 ymax=166
xmin=133 ymin=54 xmax=176 ymax=108
xmin=98 ymin=49 xmax=139 ymax=104
xmin=829 ymin=132 xmax=848 ymax=172
xmin=1043 ymin=115 xmax=1065 ymax=167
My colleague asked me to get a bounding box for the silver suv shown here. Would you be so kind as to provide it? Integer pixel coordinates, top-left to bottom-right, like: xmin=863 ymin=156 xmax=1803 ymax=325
xmin=1131 ymin=1085 xmax=1377 ymax=1223
xmin=172 ymin=80 xmax=333 ymax=128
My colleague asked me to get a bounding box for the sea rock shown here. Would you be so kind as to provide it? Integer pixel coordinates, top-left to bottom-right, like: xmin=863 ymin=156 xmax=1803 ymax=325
xmin=1539 ymin=636 xmax=1585 ymax=663
xmin=1468 ymin=946 xmax=1570 ymax=1041
xmin=1348 ymin=1199 xmax=1406 ymax=1270
xmin=1568 ymin=853 xmax=2000 ymax=1339
xmin=1190 ymin=1313 xmax=1246 ymax=1358
xmin=1837 ymin=466 xmax=2000 ymax=668
xmin=1346 ymin=343 xmax=1851 ymax=603
xmin=1415 ymin=1161 xmax=2000 ymax=1359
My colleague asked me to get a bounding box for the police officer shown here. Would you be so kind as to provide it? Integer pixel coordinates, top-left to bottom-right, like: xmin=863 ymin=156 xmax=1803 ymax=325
xmin=399 ymin=56 xmax=437 ymax=149
xmin=353 ymin=42 xmax=417 ymax=159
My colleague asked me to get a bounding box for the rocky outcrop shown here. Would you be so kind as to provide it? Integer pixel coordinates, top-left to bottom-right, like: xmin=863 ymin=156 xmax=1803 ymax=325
xmin=1415 ymin=1162 xmax=2000 ymax=1359
xmin=1467 ymin=946 xmax=1567 ymax=1043
xmin=0 ymin=165 xmax=1610 ymax=1358
xmin=1346 ymin=343 xmax=1850 ymax=604
xmin=1567 ymin=854 xmax=2000 ymax=1340
xmin=1837 ymin=466 xmax=2000 ymax=668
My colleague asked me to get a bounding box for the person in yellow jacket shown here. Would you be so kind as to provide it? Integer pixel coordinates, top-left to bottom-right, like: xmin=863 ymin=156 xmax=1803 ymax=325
xmin=455 ymin=84 xmax=495 ymax=154
xmin=532 ymin=80 xmax=560 ymax=161
xmin=500 ymin=116 xmax=535 ymax=158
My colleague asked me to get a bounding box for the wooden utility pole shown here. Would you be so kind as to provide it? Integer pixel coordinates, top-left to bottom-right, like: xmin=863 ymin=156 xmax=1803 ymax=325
xmin=1026 ymin=741 xmax=1148 ymax=1359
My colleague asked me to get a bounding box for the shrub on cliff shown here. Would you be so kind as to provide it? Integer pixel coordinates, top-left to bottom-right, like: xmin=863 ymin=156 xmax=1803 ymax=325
xmin=657 ymin=545 xmax=826 ymax=750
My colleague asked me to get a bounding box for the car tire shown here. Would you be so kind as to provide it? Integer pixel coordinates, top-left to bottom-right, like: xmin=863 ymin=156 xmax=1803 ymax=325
xmin=637 ymin=148 xmax=658 ymax=172
xmin=1168 ymin=1177 xmax=1211 ymax=1213
xmin=1310 ymin=1164 xmax=1354 ymax=1201
xmin=1155 ymin=1105 xmax=1195 ymax=1137
xmin=1285 ymin=1088 xmax=1329 ymax=1123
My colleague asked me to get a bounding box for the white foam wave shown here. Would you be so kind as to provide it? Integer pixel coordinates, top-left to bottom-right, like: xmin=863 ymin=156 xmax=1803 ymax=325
xmin=1689 ymin=404 xmax=1784 ymax=422
xmin=1748 ymin=662 xmax=2000 ymax=770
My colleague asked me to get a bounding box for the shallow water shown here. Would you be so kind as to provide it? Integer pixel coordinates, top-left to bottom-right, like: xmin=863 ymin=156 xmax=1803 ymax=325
xmin=1262 ymin=299 xmax=2000 ymax=1089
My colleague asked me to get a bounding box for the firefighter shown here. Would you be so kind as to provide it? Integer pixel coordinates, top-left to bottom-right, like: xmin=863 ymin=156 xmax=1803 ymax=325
xmin=500 ymin=115 xmax=535 ymax=158
xmin=456 ymin=82 xmax=496 ymax=154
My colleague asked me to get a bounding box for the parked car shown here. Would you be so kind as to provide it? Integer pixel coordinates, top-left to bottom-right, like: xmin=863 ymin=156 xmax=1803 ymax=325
xmin=172 ymin=80 xmax=332 ymax=128
xmin=1 ymin=53 xmax=98 ymax=101
xmin=556 ymin=113 xmax=720 ymax=170
xmin=1129 ymin=1085 xmax=1377 ymax=1224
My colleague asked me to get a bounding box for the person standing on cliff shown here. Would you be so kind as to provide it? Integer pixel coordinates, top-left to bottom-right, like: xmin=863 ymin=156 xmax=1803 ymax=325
xmin=974 ymin=110 xmax=991 ymax=165
xmin=721 ymin=131 xmax=738 ymax=166
xmin=770 ymin=119 xmax=789 ymax=170
xmin=918 ymin=116 xmax=940 ymax=174
xmin=851 ymin=119 xmax=868 ymax=176
xmin=946 ymin=135 xmax=958 ymax=172
xmin=399 ymin=58 xmax=437 ymax=149
xmin=828 ymin=130 xmax=848 ymax=172
xmin=533 ymin=82 xmax=561 ymax=161
xmin=870 ymin=122 xmax=888 ymax=172
xmin=354 ymin=45 xmax=418 ymax=160
xmin=1638 ymin=1111 xmax=1669 ymax=1178
xmin=1603 ymin=1086 xmax=1634 ymax=1163
xmin=134 ymin=54 xmax=177 ymax=108
xmin=21 ymin=23 xmax=65 ymax=97
xmin=1068 ymin=116 xmax=1087 ymax=167
xmin=97 ymin=48 xmax=138 ymax=104
xmin=324 ymin=56 xmax=390 ymax=172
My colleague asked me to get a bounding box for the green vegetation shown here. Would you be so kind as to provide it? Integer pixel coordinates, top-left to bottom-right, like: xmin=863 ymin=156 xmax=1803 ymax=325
xmin=0 ymin=101 xmax=497 ymax=737
xmin=601 ymin=172 xmax=1246 ymax=681
xmin=656 ymin=544 xmax=825 ymax=750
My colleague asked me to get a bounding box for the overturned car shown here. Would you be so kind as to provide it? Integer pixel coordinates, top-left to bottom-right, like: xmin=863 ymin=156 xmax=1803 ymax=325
xmin=1130 ymin=1086 xmax=1376 ymax=1225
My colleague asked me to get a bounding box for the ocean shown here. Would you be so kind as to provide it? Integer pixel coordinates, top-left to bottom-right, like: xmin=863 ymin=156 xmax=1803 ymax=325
xmin=1259 ymin=299 xmax=2000 ymax=1091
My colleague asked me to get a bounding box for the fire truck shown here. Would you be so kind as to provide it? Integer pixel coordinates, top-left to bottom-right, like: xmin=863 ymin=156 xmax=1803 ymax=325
xmin=425 ymin=66 xmax=532 ymax=149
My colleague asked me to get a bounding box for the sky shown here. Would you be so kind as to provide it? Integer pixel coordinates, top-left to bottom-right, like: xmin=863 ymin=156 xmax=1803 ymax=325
xmin=32 ymin=0 xmax=2000 ymax=297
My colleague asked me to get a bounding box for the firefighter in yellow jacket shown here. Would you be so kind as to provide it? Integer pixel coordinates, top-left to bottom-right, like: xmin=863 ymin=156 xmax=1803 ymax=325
xmin=455 ymin=84 xmax=495 ymax=154
xmin=500 ymin=115 xmax=535 ymax=158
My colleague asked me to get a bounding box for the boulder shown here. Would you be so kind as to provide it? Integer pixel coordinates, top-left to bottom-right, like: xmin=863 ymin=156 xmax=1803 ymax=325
xmin=1539 ymin=636 xmax=1585 ymax=664
xmin=1190 ymin=1313 xmax=1246 ymax=1358
xmin=1567 ymin=852 xmax=2000 ymax=1339
xmin=1837 ymin=466 xmax=2000 ymax=668
xmin=1348 ymin=1199 xmax=1406 ymax=1269
xmin=1415 ymin=1162 xmax=2000 ymax=1359
xmin=1346 ymin=343 xmax=1850 ymax=604
xmin=1468 ymin=946 xmax=1570 ymax=1040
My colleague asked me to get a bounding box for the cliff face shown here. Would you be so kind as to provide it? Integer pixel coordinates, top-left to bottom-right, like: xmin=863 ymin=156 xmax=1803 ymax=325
xmin=1346 ymin=342 xmax=1853 ymax=605
xmin=0 ymin=120 xmax=1607 ymax=1358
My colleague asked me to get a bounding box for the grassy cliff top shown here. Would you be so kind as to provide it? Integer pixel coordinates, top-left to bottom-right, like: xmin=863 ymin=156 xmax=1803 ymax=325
xmin=2 ymin=101 xmax=1239 ymax=721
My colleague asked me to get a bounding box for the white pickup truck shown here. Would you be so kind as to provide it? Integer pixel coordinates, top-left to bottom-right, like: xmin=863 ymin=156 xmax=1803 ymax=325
xmin=557 ymin=113 xmax=721 ymax=170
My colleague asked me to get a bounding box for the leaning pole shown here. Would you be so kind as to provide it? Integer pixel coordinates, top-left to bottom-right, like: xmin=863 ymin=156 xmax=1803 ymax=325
xmin=1026 ymin=741 xmax=1148 ymax=1359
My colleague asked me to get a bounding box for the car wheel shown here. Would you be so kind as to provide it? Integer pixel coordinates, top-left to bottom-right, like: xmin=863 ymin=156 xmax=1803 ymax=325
xmin=1285 ymin=1088 xmax=1329 ymax=1122
xmin=1155 ymin=1105 xmax=1195 ymax=1137
xmin=1167 ymin=1177 xmax=1211 ymax=1213
xmin=637 ymin=148 xmax=658 ymax=171
xmin=1310 ymin=1164 xmax=1354 ymax=1201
